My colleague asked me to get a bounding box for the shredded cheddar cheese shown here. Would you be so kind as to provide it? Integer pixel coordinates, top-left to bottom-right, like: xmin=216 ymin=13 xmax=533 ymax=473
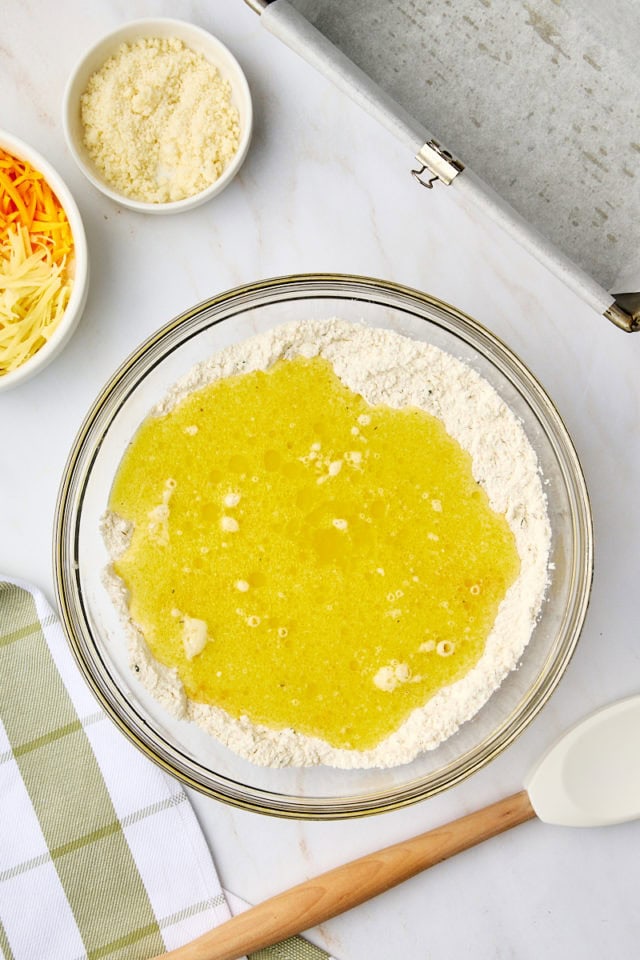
xmin=0 ymin=147 xmax=74 ymax=376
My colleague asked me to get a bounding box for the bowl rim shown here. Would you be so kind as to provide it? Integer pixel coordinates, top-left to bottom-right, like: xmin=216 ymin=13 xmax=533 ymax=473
xmin=61 ymin=17 xmax=253 ymax=214
xmin=0 ymin=129 xmax=89 ymax=391
xmin=53 ymin=273 xmax=594 ymax=819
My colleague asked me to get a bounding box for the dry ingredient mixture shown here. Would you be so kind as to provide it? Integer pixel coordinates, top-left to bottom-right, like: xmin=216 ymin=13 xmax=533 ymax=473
xmin=0 ymin=148 xmax=74 ymax=375
xmin=80 ymin=36 xmax=240 ymax=203
xmin=102 ymin=319 xmax=551 ymax=769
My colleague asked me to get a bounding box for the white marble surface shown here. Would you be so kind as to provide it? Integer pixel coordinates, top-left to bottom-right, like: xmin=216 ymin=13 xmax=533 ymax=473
xmin=2 ymin=2 xmax=639 ymax=958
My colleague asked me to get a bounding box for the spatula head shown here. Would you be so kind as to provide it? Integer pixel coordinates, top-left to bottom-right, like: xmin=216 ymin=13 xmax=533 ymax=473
xmin=524 ymin=695 xmax=640 ymax=827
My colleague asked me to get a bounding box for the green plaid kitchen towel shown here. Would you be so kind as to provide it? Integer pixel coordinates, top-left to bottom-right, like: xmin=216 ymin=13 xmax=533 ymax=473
xmin=0 ymin=578 xmax=336 ymax=960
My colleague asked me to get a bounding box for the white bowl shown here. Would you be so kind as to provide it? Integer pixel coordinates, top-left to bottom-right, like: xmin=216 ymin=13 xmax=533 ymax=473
xmin=62 ymin=18 xmax=253 ymax=214
xmin=0 ymin=130 xmax=89 ymax=392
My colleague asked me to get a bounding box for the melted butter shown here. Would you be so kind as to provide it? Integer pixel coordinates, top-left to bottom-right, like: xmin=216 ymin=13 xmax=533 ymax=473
xmin=110 ymin=356 xmax=520 ymax=751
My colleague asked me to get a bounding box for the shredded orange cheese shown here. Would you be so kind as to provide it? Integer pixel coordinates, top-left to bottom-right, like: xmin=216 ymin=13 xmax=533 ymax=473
xmin=0 ymin=147 xmax=74 ymax=376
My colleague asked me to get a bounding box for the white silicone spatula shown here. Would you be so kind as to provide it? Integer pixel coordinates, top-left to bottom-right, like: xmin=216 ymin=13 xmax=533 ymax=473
xmin=152 ymin=695 xmax=640 ymax=960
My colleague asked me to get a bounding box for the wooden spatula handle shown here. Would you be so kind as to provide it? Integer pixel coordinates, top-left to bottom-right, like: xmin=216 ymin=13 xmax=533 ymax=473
xmin=154 ymin=790 xmax=535 ymax=960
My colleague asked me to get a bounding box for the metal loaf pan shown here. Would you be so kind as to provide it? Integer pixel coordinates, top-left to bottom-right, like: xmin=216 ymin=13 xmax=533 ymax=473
xmin=247 ymin=0 xmax=640 ymax=332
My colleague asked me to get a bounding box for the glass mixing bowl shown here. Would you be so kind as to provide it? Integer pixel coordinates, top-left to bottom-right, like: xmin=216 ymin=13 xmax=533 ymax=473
xmin=54 ymin=274 xmax=593 ymax=819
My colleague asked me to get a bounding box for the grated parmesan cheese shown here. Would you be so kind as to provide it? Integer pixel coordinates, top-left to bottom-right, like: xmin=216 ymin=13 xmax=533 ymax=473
xmin=80 ymin=36 xmax=240 ymax=203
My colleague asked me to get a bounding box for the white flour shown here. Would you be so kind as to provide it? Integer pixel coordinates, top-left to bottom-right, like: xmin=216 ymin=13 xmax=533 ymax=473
xmin=102 ymin=318 xmax=551 ymax=769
